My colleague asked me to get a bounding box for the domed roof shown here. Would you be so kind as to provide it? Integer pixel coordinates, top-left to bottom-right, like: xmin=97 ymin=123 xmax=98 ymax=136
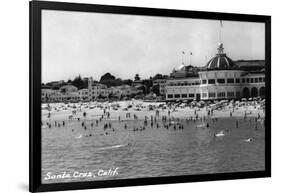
xmin=178 ymin=64 xmax=185 ymax=70
xmin=205 ymin=43 xmax=238 ymax=70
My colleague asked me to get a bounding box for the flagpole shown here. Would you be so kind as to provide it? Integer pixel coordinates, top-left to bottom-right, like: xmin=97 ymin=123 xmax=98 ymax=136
xmin=219 ymin=20 xmax=223 ymax=43
xmin=190 ymin=52 xmax=192 ymax=65
xmin=219 ymin=23 xmax=221 ymax=43
xmin=182 ymin=52 xmax=184 ymax=65
xmin=182 ymin=51 xmax=185 ymax=65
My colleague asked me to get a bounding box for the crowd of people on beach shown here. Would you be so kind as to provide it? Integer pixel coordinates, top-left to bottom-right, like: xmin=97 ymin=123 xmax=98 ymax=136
xmin=42 ymin=98 xmax=265 ymax=143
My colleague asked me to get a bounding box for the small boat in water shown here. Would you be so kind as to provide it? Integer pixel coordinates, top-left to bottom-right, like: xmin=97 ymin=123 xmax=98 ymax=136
xmin=243 ymin=138 xmax=254 ymax=142
xmin=75 ymin=134 xmax=82 ymax=139
xmin=215 ymin=130 xmax=225 ymax=137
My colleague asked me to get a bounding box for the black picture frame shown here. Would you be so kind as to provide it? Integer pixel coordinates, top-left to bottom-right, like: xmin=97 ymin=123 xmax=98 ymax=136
xmin=29 ymin=1 xmax=271 ymax=192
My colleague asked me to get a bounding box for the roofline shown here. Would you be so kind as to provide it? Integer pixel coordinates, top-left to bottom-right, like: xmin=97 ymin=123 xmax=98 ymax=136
xmin=234 ymin=59 xmax=265 ymax=62
xmin=167 ymin=76 xmax=199 ymax=80
xmin=198 ymin=68 xmax=244 ymax=72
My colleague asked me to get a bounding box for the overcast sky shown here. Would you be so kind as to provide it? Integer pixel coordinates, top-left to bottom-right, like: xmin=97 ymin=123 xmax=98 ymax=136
xmin=42 ymin=10 xmax=265 ymax=83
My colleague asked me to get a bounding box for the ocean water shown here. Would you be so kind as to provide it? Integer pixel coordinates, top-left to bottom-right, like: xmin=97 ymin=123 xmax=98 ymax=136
xmin=42 ymin=116 xmax=265 ymax=184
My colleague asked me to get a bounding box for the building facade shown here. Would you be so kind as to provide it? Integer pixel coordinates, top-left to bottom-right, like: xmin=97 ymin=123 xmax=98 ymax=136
xmin=166 ymin=43 xmax=265 ymax=101
xmin=41 ymin=86 xmax=81 ymax=103
xmin=78 ymin=88 xmax=89 ymax=100
xmin=88 ymin=77 xmax=109 ymax=99
xmin=153 ymin=79 xmax=167 ymax=96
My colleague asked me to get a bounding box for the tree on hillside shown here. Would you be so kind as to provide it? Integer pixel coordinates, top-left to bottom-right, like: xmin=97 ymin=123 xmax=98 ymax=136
xmin=123 ymin=79 xmax=133 ymax=86
xmin=151 ymin=84 xmax=160 ymax=96
xmin=53 ymin=82 xmax=67 ymax=90
xmin=100 ymin=73 xmax=116 ymax=82
xmin=100 ymin=73 xmax=122 ymax=87
xmin=153 ymin=74 xmax=164 ymax=80
xmin=142 ymin=79 xmax=153 ymax=94
xmin=72 ymin=75 xmax=87 ymax=89
xmin=134 ymin=74 xmax=140 ymax=81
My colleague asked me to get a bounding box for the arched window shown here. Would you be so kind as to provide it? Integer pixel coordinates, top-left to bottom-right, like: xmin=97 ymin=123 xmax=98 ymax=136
xmin=251 ymin=87 xmax=258 ymax=97
xmin=260 ymin=87 xmax=265 ymax=97
xmin=242 ymin=87 xmax=250 ymax=98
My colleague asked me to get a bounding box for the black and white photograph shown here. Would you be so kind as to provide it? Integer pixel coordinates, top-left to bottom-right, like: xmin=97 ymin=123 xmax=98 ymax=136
xmin=39 ymin=8 xmax=268 ymax=185
xmin=0 ymin=0 xmax=278 ymax=192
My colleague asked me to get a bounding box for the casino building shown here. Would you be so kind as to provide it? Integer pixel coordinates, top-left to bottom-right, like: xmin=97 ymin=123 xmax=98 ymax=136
xmin=165 ymin=43 xmax=265 ymax=101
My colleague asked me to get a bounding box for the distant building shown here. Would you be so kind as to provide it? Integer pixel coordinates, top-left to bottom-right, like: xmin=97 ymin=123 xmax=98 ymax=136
xmin=153 ymin=79 xmax=167 ymax=96
xmin=60 ymin=85 xmax=78 ymax=93
xmin=132 ymin=80 xmax=143 ymax=87
xmin=166 ymin=77 xmax=201 ymax=100
xmin=170 ymin=65 xmax=199 ymax=78
xmin=41 ymin=89 xmax=62 ymax=103
xmin=235 ymin=60 xmax=265 ymax=72
xmin=115 ymin=85 xmax=133 ymax=97
xmin=59 ymin=85 xmax=80 ymax=101
xmin=88 ymin=77 xmax=109 ymax=99
xmin=166 ymin=43 xmax=265 ymax=101
xmin=63 ymin=91 xmax=80 ymax=102
xmin=41 ymin=85 xmax=82 ymax=103
xmin=78 ymin=88 xmax=89 ymax=100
